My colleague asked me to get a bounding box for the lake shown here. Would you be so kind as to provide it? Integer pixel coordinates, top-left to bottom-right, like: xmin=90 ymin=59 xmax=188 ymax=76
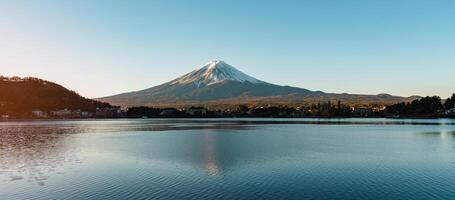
xmin=1 ymin=118 xmax=455 ymax=200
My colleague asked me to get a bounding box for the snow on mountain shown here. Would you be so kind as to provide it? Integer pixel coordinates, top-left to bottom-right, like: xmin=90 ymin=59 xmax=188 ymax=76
xmin=170 ymin=60 xmax=265 ymax=88
xmin=97 ymin=60 xmax=416 ymax=107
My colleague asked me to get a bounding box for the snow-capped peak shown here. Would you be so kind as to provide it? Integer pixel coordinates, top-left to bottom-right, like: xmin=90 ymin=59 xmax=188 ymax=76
xmin=170 ymin=60 xmax=265 ymax=87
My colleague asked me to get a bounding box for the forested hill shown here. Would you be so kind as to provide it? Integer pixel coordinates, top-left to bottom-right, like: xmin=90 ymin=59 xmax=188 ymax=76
xmin=0 ymin=76 xmax=111 ymax=116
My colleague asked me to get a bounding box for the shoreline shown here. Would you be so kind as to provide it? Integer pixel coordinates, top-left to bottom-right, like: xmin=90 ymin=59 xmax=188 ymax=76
xmin=1 ymin=116 xmax=454 ymax=122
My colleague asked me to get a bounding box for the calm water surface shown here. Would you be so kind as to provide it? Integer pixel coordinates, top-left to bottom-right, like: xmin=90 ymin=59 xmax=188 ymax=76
xmin=1 ymin=118 xmax=455 ymax=200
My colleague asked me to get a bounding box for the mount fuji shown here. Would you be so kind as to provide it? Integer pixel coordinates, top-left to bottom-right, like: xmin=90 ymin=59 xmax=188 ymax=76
xmin=98 ymin=60 xmax=417 ymax=107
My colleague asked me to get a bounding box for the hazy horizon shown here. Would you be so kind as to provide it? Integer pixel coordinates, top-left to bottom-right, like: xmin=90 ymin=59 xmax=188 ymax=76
xmin=1 ymin=0 xmax=454 ymax=98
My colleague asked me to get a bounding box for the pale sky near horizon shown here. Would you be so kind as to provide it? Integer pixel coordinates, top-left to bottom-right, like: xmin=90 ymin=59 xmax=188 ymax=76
xmin=0 ymin=0 xmax=454 ymax=98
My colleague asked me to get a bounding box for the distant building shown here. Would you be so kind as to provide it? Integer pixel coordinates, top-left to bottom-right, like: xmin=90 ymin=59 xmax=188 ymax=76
xmin=71 ymin=109 xmax=82 ymax=118
xmin=352 ymin=107 xmax=373 ymax=116
xmin=51 ymin=109 xmax=72 ymax=118
xmin=160 ymin=108 xmax=179 ymax=117
xmin=372 ymin=106 xmax=386 ymax=112
xmin=186 ymin=107 xmax=207 ymax=116
xmin=81 ymin=111 xmax=92 ymax=118
xmin=445 ymin=108 xmax=455 ymax=115
xmin=95 ymin=107 xmax=122 ymax=118
xmin=32 ymin=110 xmax=48 ymax=118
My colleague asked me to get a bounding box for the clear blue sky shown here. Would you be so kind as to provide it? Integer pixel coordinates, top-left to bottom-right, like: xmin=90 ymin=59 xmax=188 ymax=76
xmin=1 ymin=0 xmax=454 ymax=98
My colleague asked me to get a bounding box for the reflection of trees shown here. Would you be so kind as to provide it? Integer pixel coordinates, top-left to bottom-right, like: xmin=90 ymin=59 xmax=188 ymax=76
xmin=422 ymin=131 xmax=455 ymax=137
xmin=0 ymin=120 xmax=253 ymax=184
xmin=0 ymin=119 xmax=393 ymax=183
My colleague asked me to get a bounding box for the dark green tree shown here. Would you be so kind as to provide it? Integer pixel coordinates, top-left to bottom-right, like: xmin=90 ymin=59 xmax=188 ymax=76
xmin=444 ymin=93 xmax=455 ymax=109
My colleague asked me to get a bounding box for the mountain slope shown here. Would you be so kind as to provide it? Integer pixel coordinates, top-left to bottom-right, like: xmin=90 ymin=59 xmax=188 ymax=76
xmin=98 ymin=60 xmax=418 ymax=107
xmin=0 ymin=76 xmax=111 ymax=116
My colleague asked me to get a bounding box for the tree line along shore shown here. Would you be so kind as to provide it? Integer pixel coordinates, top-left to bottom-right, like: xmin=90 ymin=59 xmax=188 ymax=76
xmin=2 ymin=94 xmax=455 ymax=119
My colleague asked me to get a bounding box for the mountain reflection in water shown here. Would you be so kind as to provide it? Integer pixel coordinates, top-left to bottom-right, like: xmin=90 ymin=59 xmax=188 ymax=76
xmin=1 ymin=119 xmax=455 ymax=200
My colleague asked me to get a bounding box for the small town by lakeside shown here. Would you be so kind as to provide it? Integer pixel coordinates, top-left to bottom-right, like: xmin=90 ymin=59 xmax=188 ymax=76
xmin=2 ymin=94 xmax=455 ymax=120
xmin=1 ymin=76 xmax=454 ymax=120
